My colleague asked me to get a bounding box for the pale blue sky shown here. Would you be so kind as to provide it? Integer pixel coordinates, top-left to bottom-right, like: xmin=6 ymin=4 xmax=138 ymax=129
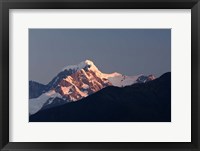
xmin=29 ymin=29 xmax=171 ymax=84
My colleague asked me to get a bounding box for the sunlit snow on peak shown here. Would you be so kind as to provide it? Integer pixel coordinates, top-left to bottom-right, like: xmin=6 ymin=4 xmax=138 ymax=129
xmin=62 ymin=59 xmax=100 ymax=73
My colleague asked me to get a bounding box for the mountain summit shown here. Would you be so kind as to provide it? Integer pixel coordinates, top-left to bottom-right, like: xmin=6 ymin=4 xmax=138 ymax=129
xmin=62 ymin=60 xmax=99 ymax=73
xmin=29 ymin=60 xmax=156 ymax=115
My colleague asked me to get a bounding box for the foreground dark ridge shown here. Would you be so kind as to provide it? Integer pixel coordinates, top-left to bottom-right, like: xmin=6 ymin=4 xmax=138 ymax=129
xmin=30 ymin=72 xmax=171 ymax=122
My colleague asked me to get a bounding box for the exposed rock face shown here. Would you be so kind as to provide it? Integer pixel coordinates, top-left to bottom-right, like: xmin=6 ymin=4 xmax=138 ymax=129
xmin=136 ymin=75 xmax=156 ymax=83
xmin=148 ymin=75 xmax=156 ymax=81
xmin=55 ymin=68 xmax=112 ymax=101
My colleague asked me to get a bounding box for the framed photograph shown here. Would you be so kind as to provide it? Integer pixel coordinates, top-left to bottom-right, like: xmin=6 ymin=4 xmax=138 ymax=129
xmin=0 ymin=0 xmax=199 ymax=150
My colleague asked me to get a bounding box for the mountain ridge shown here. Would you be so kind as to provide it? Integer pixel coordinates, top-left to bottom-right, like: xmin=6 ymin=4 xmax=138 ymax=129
xmin=29 ymin=60 xmax=156 ymax=115
xmin=30 ymin=72 xmax=171 ymax=122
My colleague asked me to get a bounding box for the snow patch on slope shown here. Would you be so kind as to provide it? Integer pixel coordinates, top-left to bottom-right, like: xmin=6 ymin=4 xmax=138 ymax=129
xmin=101 ymin=72 xmax=142 ymax=87
xmin=29 ymin=90 xmax=62 ymax=115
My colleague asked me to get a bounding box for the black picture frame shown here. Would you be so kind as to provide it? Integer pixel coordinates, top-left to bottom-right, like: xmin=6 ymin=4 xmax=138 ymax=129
xmin=0 ymin=0 xmax=199 ymax=150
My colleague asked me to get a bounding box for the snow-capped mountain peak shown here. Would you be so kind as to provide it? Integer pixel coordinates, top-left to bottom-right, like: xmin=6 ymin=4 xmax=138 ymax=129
xmin=62 ymin=59 xmax=100 ymax=73
xmin=29 ymin=59 xmax=156 ymax=115
xmin=84 ymin=59 xmax=94 ymax=65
